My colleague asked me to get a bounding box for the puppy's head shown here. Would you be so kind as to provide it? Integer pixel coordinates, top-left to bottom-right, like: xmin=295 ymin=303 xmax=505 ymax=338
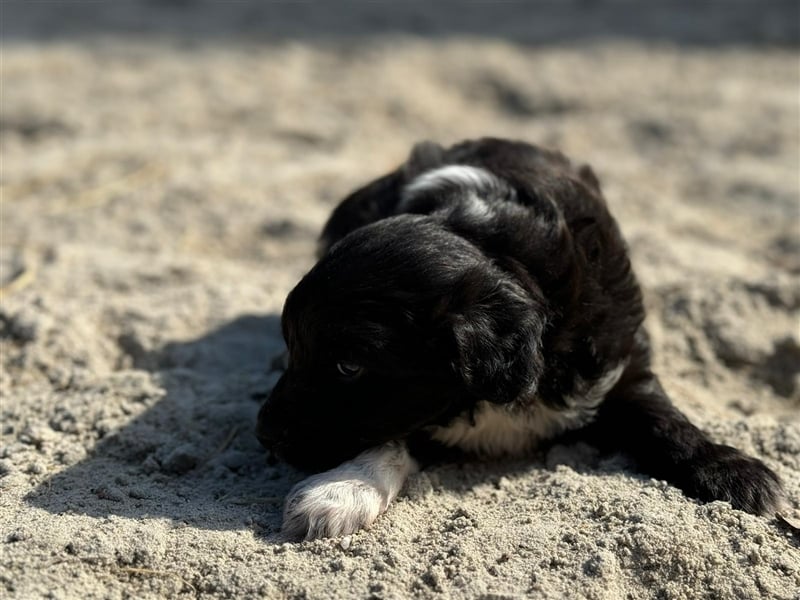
xmin=257 ymin=215 xmax=546 ymax=471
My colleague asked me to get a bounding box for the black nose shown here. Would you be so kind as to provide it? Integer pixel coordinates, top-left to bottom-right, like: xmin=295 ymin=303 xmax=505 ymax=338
xmin=256 ymin=399 xmax=287 ymax=451
xmin=255 ymin=374 xmax=290 ymax=449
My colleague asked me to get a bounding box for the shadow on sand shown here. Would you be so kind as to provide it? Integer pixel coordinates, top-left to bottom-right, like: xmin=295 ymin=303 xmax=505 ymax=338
xmin=21 ymin=310 xmax=616 ymax=540
xmin=25 ymin=314 xmax=301 ymax=538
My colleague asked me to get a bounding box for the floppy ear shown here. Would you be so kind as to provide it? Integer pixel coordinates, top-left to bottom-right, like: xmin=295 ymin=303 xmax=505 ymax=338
xmin=577 ymin=164 xmax=602 ymax=194
xmin=403 ymin=140 xmax=444 ymax=178
xmin=441 ymin=267 xmax=546 ymax=404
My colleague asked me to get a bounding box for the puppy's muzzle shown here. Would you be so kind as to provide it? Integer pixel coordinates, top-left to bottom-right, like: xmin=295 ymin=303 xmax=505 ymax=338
xmin=255 ymin=377 xmax=291 ymax=452
xmin=255 ymin=376 xmax=331 ymax=467
xmin=255 ymin=374 xmax=376 ymax=471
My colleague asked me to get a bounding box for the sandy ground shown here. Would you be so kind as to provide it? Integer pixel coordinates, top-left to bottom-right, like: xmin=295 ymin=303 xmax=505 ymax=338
xmin=1 ymin=3 xmax=799 ymax=599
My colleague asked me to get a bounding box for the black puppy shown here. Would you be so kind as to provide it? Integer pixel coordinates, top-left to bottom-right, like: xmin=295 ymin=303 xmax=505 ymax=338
xmin=257 ymin=138 xmax=785 ymax=540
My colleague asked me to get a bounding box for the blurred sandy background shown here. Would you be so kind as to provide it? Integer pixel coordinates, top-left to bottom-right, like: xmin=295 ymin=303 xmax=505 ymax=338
xmin=1 ymin=2 xmax=799 ymax=598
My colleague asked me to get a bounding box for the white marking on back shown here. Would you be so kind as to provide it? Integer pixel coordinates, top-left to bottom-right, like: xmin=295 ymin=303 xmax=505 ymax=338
xmin=404 ymin=165 xmax=498 ymax=196
xmin=399 ymin=164 xmax=501 ymax=210
xmin=460 ymin=195 xmax=491 ymax=219
xmin=282 ymin=441 xmax=417 ymax=540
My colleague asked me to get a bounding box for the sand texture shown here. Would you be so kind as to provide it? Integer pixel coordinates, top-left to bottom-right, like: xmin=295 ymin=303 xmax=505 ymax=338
xmin=1 ymin=3 xmax=799 ymax=599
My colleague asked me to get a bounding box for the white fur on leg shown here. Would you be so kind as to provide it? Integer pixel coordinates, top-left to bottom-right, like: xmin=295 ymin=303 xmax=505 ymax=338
xmin=282 ymin=441 xmax=418 ymax=540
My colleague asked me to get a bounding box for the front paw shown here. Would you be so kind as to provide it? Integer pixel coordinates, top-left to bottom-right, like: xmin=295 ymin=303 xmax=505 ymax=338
xmin=282 ymin=473 xmax=384 ymax=540
xmin=686 ymin=444 xmax=786 ymax=515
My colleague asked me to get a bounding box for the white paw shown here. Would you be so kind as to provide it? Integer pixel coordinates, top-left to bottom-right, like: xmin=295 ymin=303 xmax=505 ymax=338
xmin=280 ymin=442 xmax=417 ymax=540
xmin=282 ymin=473 xmax=385 ymax=540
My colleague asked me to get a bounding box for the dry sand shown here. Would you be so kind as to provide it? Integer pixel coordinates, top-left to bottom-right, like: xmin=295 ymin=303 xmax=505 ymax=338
xmin=1 ymin=3 xmax=799 ymax=599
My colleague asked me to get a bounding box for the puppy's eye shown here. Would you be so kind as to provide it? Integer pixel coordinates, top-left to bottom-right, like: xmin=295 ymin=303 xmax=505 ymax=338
xmin=336 ymin=362 xmax=364 ymax=379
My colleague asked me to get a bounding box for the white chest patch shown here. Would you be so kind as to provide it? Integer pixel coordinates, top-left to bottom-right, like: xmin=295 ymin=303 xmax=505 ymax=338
xmin=430 ymin=363 xmax=626 ymax=457
xmin=430 ymin=401 xmax=584 ymax=457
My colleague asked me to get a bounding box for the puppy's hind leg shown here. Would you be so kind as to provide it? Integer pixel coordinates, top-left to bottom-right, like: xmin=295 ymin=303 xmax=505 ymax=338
xmin=282 ymin=441 xmax=419 ymax=540
xmin=587 ymin=371 xmax=786 ymax=516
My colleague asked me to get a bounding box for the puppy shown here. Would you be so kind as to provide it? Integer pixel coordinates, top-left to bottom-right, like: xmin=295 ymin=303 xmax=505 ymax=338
xmin=257 ymin=138 xmax=785 ymax=540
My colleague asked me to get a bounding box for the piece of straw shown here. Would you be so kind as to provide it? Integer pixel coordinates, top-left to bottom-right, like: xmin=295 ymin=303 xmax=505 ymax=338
xmin=0 ymin=248 xmax=37 ymax=300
